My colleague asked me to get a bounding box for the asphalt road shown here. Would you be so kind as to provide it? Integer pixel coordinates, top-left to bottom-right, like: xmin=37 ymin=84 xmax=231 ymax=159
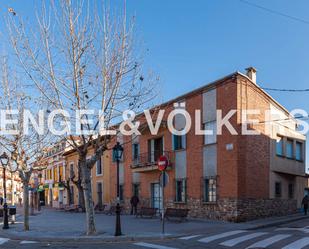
xmin=2 ymin=218 xmax=309 ymax=249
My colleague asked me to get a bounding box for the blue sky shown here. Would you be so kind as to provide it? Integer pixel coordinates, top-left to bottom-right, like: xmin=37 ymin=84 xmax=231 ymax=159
xmin=0 ymin=0 xmax=308 ymax=167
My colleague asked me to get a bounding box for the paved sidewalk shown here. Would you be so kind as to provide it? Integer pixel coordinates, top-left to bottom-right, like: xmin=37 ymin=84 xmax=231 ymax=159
xmin=0 ymin=207 xmax=307 ymax=242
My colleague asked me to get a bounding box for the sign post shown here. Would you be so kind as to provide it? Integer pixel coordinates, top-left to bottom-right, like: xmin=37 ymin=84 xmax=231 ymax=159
xmin=157 ymin=155 xmax=169 ymax=236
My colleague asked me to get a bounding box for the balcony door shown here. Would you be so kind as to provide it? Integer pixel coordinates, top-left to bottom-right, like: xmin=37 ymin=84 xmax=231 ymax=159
xmin=148 ymin=137 xmax=163 ymax=163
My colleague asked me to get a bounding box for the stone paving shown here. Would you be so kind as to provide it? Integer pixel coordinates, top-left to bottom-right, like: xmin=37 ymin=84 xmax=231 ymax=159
xmin=0 ymin=207 xmax=307 ymax=241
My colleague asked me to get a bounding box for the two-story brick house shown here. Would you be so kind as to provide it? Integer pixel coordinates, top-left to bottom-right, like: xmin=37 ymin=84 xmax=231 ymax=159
xmin=109 ymin=68 xmax=306 ymax=221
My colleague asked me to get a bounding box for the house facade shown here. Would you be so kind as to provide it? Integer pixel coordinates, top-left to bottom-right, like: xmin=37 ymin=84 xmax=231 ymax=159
xmin=63 ymin=147 xmax=111 ymax=208
xmin=108 ymin=68 xmax=306 ymax=221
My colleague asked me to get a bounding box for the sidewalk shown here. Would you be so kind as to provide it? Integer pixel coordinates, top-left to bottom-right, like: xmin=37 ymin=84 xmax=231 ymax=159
xmin=0 ymin=207 xmax=308 ymax=242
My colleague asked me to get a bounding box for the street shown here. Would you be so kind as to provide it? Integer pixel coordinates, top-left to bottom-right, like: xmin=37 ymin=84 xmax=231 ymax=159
xmin=2 ymin=218 xmax=309 ymax=249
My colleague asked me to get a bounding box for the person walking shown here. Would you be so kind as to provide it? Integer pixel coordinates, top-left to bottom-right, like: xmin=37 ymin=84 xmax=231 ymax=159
xmin=0 ymin=197 xmax=3 ymax=206
xmin=130 ymin=195 xmax=139 ymax=215
xmin=302 ymin=195 xmax=309 ymax=215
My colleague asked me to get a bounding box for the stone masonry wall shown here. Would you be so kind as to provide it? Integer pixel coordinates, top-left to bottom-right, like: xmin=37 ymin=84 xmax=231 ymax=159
xmin=122 ymin=197 xmax=297 ymax=222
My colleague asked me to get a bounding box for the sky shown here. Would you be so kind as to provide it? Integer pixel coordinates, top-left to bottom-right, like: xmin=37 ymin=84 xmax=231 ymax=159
xmin=0 ymin=0 xmax=308 ymax=167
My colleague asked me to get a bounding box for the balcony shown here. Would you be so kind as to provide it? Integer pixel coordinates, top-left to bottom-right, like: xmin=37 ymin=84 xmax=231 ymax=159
xmin=131 ymin=150 xmax=175 ymax=173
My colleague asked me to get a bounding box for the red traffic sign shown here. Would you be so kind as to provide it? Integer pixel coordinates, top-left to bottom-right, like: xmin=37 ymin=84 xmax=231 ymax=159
xmin=157 ymin=155 xmax=169 ymax=171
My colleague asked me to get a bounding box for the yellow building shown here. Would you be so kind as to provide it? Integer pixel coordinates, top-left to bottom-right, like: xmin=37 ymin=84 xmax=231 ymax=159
xmin=63 ymin=147 xmax=111 ymax=208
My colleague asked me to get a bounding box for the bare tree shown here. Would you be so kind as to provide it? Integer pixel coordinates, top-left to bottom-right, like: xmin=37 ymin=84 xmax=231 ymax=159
xmin=0 ymin=57 xmax=50 ymax=231
xmin=7 ymin=1 xmax=157 ymax=235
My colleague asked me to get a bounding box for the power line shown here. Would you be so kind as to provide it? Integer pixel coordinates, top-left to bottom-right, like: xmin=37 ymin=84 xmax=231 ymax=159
xmin=239 ymin=0 xmax=309 ymax=25
xmin=261 ymin=87 xmax=309 ymax=92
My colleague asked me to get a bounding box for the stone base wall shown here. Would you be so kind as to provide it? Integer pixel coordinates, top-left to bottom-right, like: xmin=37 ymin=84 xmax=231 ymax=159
xmin=121 ymin=197 xmax=297 ymax=222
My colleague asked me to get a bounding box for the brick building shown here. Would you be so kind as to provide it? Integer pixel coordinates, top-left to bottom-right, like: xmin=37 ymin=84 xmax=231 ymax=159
xmin=109 ymin=68 xmax=307 ymax=221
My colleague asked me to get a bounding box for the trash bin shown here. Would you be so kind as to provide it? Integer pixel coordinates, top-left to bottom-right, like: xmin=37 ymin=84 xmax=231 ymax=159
xmin=9 ymin=206 xmax=16 ymax=215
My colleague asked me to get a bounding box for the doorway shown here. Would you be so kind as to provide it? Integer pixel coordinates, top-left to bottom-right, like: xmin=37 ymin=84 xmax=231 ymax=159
xmin=151 ymin=183 xmax=162 ymax=212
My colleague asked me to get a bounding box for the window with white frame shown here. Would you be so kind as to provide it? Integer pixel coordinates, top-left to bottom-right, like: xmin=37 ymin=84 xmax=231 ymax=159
xmin=96 ymin=156 xmax=102 ymax=175
xmin=204 ymin=177 xmax=217 ymax=202
xmin=204 ymin=121 xmax=217 ymax=145
xmin=69 ymin=163 xmax=74 ymax=179
xmin=175 ymin=179 xmax=186 ymax=203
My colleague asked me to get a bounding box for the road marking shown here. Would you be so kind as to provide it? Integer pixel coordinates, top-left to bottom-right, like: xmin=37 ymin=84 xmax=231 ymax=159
xmin=20 ymin=240 xmax=38 ymax=244
xmin=246 ymin=234 xmax=291 ymax=248
xmin=220 ymin=232 xmax=267 ymax=247
xmin=198 ymin=230 xmax=247 ymax=243
xmin=282 ymin=237 xmax=309 ymax=249
xmin=134 ymin=242 xmax=178 ymax=249
xmin=179 ymin=235 xmax=201 ymax=240
xmin=276 ymin=226 xmax=309 ymax=233
xmin=0 ymin=238 xmax=9 ymax=245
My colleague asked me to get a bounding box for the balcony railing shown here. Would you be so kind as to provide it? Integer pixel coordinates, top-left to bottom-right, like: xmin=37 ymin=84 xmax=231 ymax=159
xmin=131 ymin=150 xmax=174 ymax=170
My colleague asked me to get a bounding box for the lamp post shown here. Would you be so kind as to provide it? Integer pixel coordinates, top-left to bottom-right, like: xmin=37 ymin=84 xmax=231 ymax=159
xmin=0 ymin=152 xmax=9 ymax=229
xmin=113 ymin=142 xmax=123 ymax=236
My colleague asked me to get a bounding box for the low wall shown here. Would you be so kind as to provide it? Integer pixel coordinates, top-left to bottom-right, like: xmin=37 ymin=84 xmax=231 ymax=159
xmin=120 ymin=197 xmax=297 ymax=222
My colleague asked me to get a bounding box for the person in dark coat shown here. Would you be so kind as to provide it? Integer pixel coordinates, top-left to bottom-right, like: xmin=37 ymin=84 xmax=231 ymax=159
xmin=130 ymin=195 xmax=139 ymax=215
xmin=302 ymin=195 xmax=309 ymax=215
xmin=0 ymin=197 xmax=3 ymax=206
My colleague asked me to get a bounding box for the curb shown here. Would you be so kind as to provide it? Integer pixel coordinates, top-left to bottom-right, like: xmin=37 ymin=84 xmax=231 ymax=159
xmin=247 ymin=215 xmax=309 ymax=230
xmin=0 ymin=231 xmax=184 ymax=243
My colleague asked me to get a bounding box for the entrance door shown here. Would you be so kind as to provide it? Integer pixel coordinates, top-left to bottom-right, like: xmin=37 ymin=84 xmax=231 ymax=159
xmin=151 ymin=183 xmax=162 ymax=212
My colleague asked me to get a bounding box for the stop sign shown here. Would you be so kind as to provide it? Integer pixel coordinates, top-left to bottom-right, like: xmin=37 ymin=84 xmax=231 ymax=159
xmin=157 ymin=155 xmax=169 ymax=171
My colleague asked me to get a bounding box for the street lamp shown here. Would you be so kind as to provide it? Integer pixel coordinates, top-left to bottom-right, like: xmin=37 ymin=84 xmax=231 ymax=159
xmin=0 ymin=152 xmax=9 ymax=229
xmin=112 ymin=142 xmax=123 ymax=236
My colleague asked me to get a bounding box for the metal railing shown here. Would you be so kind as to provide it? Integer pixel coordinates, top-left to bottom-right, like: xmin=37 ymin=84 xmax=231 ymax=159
xmin=131 ymin=150 xmax=174 ymax=169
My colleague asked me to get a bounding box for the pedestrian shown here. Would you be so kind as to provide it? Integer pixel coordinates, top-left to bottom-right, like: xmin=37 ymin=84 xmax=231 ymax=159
xmin=0 ymin=197 xmax=3 ymax=206
xmin=130 ymin=195 xmax=139 ymax=215
xmin=19 ymin=197 xmax=22 ymax=207
xmin=302 ymin=195 xmax=309 ymax=215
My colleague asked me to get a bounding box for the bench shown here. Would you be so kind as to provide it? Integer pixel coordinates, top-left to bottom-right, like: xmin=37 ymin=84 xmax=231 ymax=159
xmin=165 ymin=208 xmax=189 ymax=222
xmin=136 ymin=207 xmax=157 ymax=218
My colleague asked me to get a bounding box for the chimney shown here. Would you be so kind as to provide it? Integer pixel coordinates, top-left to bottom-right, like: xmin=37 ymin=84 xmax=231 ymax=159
xmin=245 ymin=67 xmax=257 ymax=84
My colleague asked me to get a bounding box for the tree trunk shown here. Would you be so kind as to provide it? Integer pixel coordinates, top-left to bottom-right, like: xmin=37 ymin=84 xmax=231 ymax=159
xmin=80 ymin=161 xmax=96 ymax=235
xmin=78 ymin=185 xmax=85 ymax=211
xmin=66 ymin=181 xmax=72 ymax=205
xmin=23 ymin=183 xmax=30 ymax=231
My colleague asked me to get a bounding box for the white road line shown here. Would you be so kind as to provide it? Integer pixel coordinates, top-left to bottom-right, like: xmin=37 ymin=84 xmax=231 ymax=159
xmin=282 ymin=237 xmax=309 ymax=249
xmin=246 ymin=234 xmax=291 ymax=248
xmin=220 ymin=232 xmax=268 ymax=247
xmin=134 ymin=242 xmax=178 ymax=249
xmin=0 ymin=238 xmax=9 ymax=245
xmin=179 ymin=235 xmax=201 ymax=240
xmin=198 ymin=230 xmax=247 ymax=243
xmin=20 ymin=241 xmax=38 ymax=244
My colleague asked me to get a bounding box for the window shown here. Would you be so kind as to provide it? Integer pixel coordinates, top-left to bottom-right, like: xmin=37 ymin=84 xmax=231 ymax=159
xmin=275 ymin=182 xmax=281 ymax=198
xmin=96 ymin=157 xmax=102 ymax=175
xmin=119 ymin=185 xmax=124 ymax=201
xmin=175 ymin=179 xmax=186 ymax=203
xmin=204 ymin=178 xmax=217 ymax=203
xmin=53 ymin=167 xmax=58 ymax=182
xmin=288 ymin=183 xmax=294 ymax=199
xmin=97 ymin=182 xmax=103 ymax=206
xmin=276 ymin=137 xmax=284 ymax=156
xmin=286 ymin=139 xmax=293 ymax=159
xmin=132 ymin=183 xmax=140 ymax=197
xmin=172 ymin=135 xmax=186 ymax=150
xmin=69 ymin=163 xmax=74 ymax=179
xmin=59 ymin=165 xmax=63 ymax=182
xmin=204 ymin=121 xmax=217 ymax=145
xmin=296 ymin=142 xmax=303 ymax=161
xmin=132 ymin=143 xmax=140 ymax=164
